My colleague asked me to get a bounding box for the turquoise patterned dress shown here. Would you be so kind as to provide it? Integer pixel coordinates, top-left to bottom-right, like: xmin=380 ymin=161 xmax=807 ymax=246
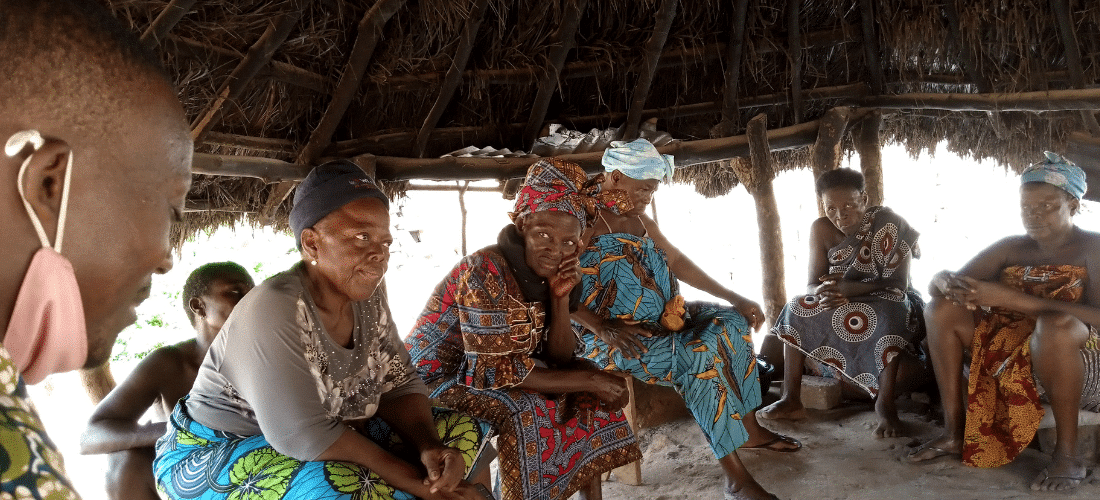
xmin=576 ymin=232 xmax=762 ymax=459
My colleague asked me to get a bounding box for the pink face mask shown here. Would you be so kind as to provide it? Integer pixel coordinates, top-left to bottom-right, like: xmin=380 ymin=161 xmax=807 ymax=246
xmin=3 ymin=130 xmax=87 ymax=384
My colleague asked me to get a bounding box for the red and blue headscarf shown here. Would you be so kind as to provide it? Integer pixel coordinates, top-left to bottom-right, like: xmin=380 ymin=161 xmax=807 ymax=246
xmin=510 ymin=158 xmax=632 ymax=228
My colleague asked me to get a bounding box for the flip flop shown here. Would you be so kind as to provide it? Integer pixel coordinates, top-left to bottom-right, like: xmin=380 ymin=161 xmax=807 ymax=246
xmin=724 ymin=490 xmax=780 ymax=500
xmin=905 ymin=443 xmax=958 ymax=463
xmin=741 ymin=434 xmax=802 ymax=453
xmin=1030 ymin=467 xmax=1088 ymax=491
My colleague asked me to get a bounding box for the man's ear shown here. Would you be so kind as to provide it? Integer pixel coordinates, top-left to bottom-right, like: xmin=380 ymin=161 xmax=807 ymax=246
xmin=189 ymin=296 xmax=205 ymax=321
xmin=300 ymin=227 xmax=320 ymax=262
xmin=15 ymin=139 xmax=73 ymax=243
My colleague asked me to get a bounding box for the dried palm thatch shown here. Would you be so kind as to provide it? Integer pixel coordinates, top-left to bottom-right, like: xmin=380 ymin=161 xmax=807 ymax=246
xmin=97 ymin=0 xmax=1100 ymax=246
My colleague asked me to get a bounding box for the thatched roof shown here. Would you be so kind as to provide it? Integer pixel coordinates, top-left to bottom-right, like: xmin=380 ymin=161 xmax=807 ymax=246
xmin=99 ymin=0 xmax=1100 ymax=242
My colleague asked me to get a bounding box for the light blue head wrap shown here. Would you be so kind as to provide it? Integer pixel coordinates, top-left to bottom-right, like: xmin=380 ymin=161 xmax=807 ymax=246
xmin=1021 ymin=151 xmax=1087 ymax=199
xmin=601 ymin=138 xmax=675 ymax=182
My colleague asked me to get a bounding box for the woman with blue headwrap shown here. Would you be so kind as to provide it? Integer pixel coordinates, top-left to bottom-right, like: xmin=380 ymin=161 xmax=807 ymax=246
xmin=908 ymin=152 xmax=1100 ymax=492
xmin=571 ymin=139 xmax=796 ymax=500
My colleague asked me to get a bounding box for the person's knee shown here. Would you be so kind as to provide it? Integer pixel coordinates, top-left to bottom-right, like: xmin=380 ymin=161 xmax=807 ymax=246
xmin=924 ymin=297 xmax=971 ymax=339
xmin=1031 ymin=312 xmax=1088 ymax=351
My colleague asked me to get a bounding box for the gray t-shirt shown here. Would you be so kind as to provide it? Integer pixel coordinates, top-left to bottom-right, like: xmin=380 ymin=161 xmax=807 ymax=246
xmin=186 ymin=264 xmax=428 ymax=460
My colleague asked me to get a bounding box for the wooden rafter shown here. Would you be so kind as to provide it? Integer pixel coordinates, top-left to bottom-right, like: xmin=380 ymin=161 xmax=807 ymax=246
xmin=413 ymin=0 xmax=492 ymax=158
xmin=847 ymin=88 xmax=1100 ymax=111
xmin=858 ymin=0 xmax=886 ymax=94
xmin=522 ymin=0 xmax=589 ymax=148
xmin=368 ymin=25 xmax=856 ymax=93
xmin=714 ymin=0 xmax=751 ymax=137
xmin=622 ymin=0 xmax=678 ymax=140
xmin=164 ymin=35 xmax=329 ymax=92
xmin=139 ymin=0 xmax=196 ymax=48
xmin=787 ymin=0 xmax=804 ymax=123
xmin=942 ymin=0 xmax=991 ymax=93
xmin=1050 ymin=0 xmax=1100 ymax=135
xmin=191 ymin=12 xmax=302 ymax=143
xmin=260 ymin=0 xmax=408 ymax=220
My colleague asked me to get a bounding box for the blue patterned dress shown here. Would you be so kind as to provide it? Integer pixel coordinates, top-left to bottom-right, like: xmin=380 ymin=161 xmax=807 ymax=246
xmin=576 ymin=232 xmax=762 ymax=459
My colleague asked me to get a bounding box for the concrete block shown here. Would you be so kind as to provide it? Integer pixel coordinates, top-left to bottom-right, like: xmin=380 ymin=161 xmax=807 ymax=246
xmin=631 ymin=378 xmax=692 ymax=429
xmin=800 ymin=375 xmax=842 ymax=410
xmin=1036 ymin=405 xmax=1100 ymax=462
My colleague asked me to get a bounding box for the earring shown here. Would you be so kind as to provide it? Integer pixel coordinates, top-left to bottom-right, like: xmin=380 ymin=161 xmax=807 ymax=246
xmin=310 ymin=259 xmax=317 ymax=266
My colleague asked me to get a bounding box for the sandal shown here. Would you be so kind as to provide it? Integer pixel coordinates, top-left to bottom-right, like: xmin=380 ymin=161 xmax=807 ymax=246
xmin=724 ymin=490 xmax=780 ymax=500
xmin=905 ymin=442 xmax=959 ymax=463
xmin=741 ymin=433 xmax=802 ymax=453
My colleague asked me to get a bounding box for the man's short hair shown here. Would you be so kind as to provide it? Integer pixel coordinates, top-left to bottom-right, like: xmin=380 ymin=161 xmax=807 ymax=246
xmin=0 ymin=0 xmax=173 ymax=138
xmin=815 ymin=168 xmax=866 ymax=196
xmin=182 ymin=262 xmax=254 ymax=325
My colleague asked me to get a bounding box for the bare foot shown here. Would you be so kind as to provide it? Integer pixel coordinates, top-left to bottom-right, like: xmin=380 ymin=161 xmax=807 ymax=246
xmin=757 ymin=398 xmax=807 ymax=421
xmin=906 ymin=434 xmax=961 ymax=463
xmin=873 ymin=397 xmax=904 ymax=438
xmin=724 ymin=482 xmax=779 ymax=500
xmin=1030 ymin=453 xmax=1087 ymax=491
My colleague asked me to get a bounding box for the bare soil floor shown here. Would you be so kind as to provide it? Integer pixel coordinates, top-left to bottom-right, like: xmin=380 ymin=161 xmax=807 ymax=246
xmin=599 ymin=396 xmax=1099 ymax=500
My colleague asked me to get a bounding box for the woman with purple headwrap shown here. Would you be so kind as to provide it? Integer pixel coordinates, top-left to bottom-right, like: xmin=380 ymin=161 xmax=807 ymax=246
xmin=908 ymin=152 xmax=1100 ymax=492
xmin=405 ymin=158 xmax=641 ymax=500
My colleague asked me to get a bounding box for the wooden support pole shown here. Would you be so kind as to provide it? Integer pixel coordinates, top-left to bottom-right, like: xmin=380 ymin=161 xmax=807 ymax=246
xmin=845 ymin=88 xmax=1100 ymax=111
xmin=811 ymin=107 xmax=854 ymax=181
xmin=139 ymin=0 xmax=196 ymax=49
xmin=80 ymin=365 xmax=117 ymax=404
xmin=714 ymin=0 xmax=752 ymax=137
xmin=742 ymin=114 xmax=787 ymax=323
xmin=192 ymin=153 xmax=310 ymax=183
xmin=1050 ymin=0 xmax=1100 ymax=135
xmin=787 ymin=0 xmax=804 ymax=123
xmin=858 ymin=0 xmax=886 ymax=95
xmin=413 ymin=0 xmax=492 ymax=158
xmin=622 ymin=0 xmax=678 ymax=140
xmin=191 ymin=12 xmax=302 ymax=143
xmin=942 ymin=0 xmax=992 ymax=93
xmin=458 ymin=181 xmax=469 ymax=256
xmin=522 ymin=0 xmax=589 ymax=148
xmin=856 ymin=111 xmax=884 ymax=206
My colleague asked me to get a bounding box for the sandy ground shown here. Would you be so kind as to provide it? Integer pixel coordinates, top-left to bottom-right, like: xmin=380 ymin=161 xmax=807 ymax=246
xmin=599 ymin=394 xmax=1099 ymax=500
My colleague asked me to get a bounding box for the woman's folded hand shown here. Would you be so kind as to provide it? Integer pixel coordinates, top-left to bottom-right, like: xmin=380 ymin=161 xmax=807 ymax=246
xmin=597 ymin=318 xmax=651 ymax=359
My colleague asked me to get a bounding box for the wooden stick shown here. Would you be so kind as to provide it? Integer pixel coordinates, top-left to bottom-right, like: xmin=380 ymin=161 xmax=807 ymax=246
xmin=744 ymin=114 xmax=787 ymax=323
xmin=845 ymin=88 xmax=1100 ymax=111
xmin=622 ymin=0 xmax=678 ymax=140
xmin=79 ymin=365 xmax=117 ymax=404
xmin=715 ymin=0 xmax=752 ymax=137
xmin=787 ymin=0 xmax=804 ymax=123
xmin=298 ymin=0 xmax=408 ymax=165
xmin=164 ymin=35 xmax=329 ymax=92
xmin=856 ymin=111 xmax=884 ymax=206
xmin=1050 ymin=0 xmax=1100 ymax=135
xmin=192 ymin=153 xmax=310 ymax=184
xmin=190 ymin=13 xmax=302 ymax=143
xmin=942 ymin=0 xmax=991 ymax=93
xmin=202 ymin=132 xmax=297 ymax=154
xmin=413 ymin=0 xmax=492 ymax=158
xmin=523 ymin=0 xmax=589 ymax=148
xmin=139 ymin=0 xmax=196 ymax=49
xmin=811 ymin=107 xmax=853 ymax=180
xmin=858 ymin=0 xmax=885 ymax=94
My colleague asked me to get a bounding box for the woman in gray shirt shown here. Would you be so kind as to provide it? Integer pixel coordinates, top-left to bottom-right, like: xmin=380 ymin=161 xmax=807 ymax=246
xmin=153 ymin=161 xmax=490 ymax=500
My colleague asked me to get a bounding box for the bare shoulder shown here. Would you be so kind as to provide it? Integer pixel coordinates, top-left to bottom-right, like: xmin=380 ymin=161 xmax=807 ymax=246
xmin=1078 ymin=227 xmax=1100 ymax=247
xmin=133 ymin=339 xmax=195 ymax=378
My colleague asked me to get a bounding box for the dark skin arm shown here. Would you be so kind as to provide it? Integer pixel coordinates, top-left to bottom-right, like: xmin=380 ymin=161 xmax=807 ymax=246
xmin=80 ymin=347 xmax=182 ymax=455
xmin=318 ymin=393 xmax=482 ymax=500
xmin=808 ymin=217 xmax=911 ymax=308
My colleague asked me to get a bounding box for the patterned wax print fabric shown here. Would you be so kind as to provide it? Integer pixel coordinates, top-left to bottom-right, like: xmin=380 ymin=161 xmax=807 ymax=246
xmin=405 ymin=248 xmax=641 ymax=500
xmin=509 ymin=157 xmax=631 ymax=228
xmin=0 ymin=345 xmax=80 ymax=500
xmin=575 ymin=232 xmax=763 ymax=459
xmin=772 ymin=206 xmax=925 ymax=397
xmin=963 ymin=265 xmax=1100 ymax=468
xmin=153 ymin=397 xmax=490 ymax=500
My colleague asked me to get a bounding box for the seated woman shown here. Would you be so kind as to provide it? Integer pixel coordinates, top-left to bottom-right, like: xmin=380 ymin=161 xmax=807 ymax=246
xmin=153 ymin=161 xmax=491 ymax=500
xmin=405 ymin=159 xmax=642 ymax=500
xmin=571 ymin=139 xmax=798 ymax=500
xmin=759 ymin=168 xmax=927 ymax=438
xmin=908 ymin=152 xmax=1100 ymax=492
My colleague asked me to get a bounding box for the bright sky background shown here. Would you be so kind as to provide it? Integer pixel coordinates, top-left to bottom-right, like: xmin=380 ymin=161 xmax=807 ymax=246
xmin=29 ymin=142 xmax=1100 ymax=499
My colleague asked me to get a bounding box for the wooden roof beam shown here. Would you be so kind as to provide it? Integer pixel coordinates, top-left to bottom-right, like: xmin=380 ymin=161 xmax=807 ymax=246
xmin=714 ymin=0 xmax=751 ymax=137
xmin=260 ymin=0 xmax=408 ymax=221
xmin=787 ymin=0 xmax=804 ymax=123
xmin=522 ymin=0 xmax=589 ymax=148
xmin=163 ymin=35 xmax=329 ymax=92
xmin=413 ymin=0 xmax=492 ymax=158
xmin=858 ymin=0 xmax=886 ymax=94
xmin=623 ymin=0 xmax=678 ymax=140
xmin=140 ymin=0 xmax=196 ymax=49
xmin=191 ymin=12 xmax=302 ymax=143
xmin=1050 ymin=0 xmax=1100 ymax=135
xmin=846 ymin=88 xmax=1100 ymax=111
xmin=942 ymin=0 xmax=992 ymax=93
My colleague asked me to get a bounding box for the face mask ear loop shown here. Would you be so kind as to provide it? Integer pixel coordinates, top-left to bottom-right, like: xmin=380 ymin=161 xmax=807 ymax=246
xmin=7 ymin=130 xmax=52 ymax=250
xmin=53 ymin=151 xmax=73 ymax=253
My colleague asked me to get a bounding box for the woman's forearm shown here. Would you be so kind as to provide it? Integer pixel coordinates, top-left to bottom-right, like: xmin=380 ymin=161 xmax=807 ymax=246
xmin=316 ymin=428 xmax=433 ymax=497
xmin=375 ymin=394 xmax=445 ymax=454
xmin=515 ymin=366 xmax=601 ymax=394
xmin=80 ymin=420 xmax=167 ymax=455
xmin=542 ymin=294 xmax=577 ymax=364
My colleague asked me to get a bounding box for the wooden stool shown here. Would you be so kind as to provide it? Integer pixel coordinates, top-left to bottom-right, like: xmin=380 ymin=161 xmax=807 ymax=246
xmin=602 ymin=371 xmax=642 ymax=485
